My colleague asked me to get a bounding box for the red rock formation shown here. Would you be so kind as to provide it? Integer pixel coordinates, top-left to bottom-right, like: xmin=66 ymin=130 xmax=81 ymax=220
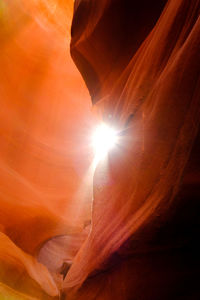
xmin=64 ymin=0 xmax=200 ymax=299
xmin=0 ymin=1 xmax=92 ymax=298
xmin=0 ymin=1 xmax=200 ymax=299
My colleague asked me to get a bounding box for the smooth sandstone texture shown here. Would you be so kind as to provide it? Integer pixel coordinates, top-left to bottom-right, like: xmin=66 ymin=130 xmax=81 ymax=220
xmin=0 ymin=0 xmax=93 ymax=298
xmin=64 ymin=0 xmax=200 ymax=299
xmin=0 ymin=0 xmax=200 ymax=299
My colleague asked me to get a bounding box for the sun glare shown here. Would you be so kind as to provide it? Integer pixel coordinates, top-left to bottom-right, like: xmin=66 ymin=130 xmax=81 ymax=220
xmin=92 ymin=123 xmax=118 ymax=161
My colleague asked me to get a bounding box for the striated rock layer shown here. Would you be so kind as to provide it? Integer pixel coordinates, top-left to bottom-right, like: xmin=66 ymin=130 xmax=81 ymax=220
xmin=64 ymin=0 xmax=200 ymax=299
xmin=0 ymin=0 xmax=200 ymax=299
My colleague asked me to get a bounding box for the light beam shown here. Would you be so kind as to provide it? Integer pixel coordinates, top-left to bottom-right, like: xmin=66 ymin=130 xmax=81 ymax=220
xmin=92 ymin=123 xmax=118 ymax=162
